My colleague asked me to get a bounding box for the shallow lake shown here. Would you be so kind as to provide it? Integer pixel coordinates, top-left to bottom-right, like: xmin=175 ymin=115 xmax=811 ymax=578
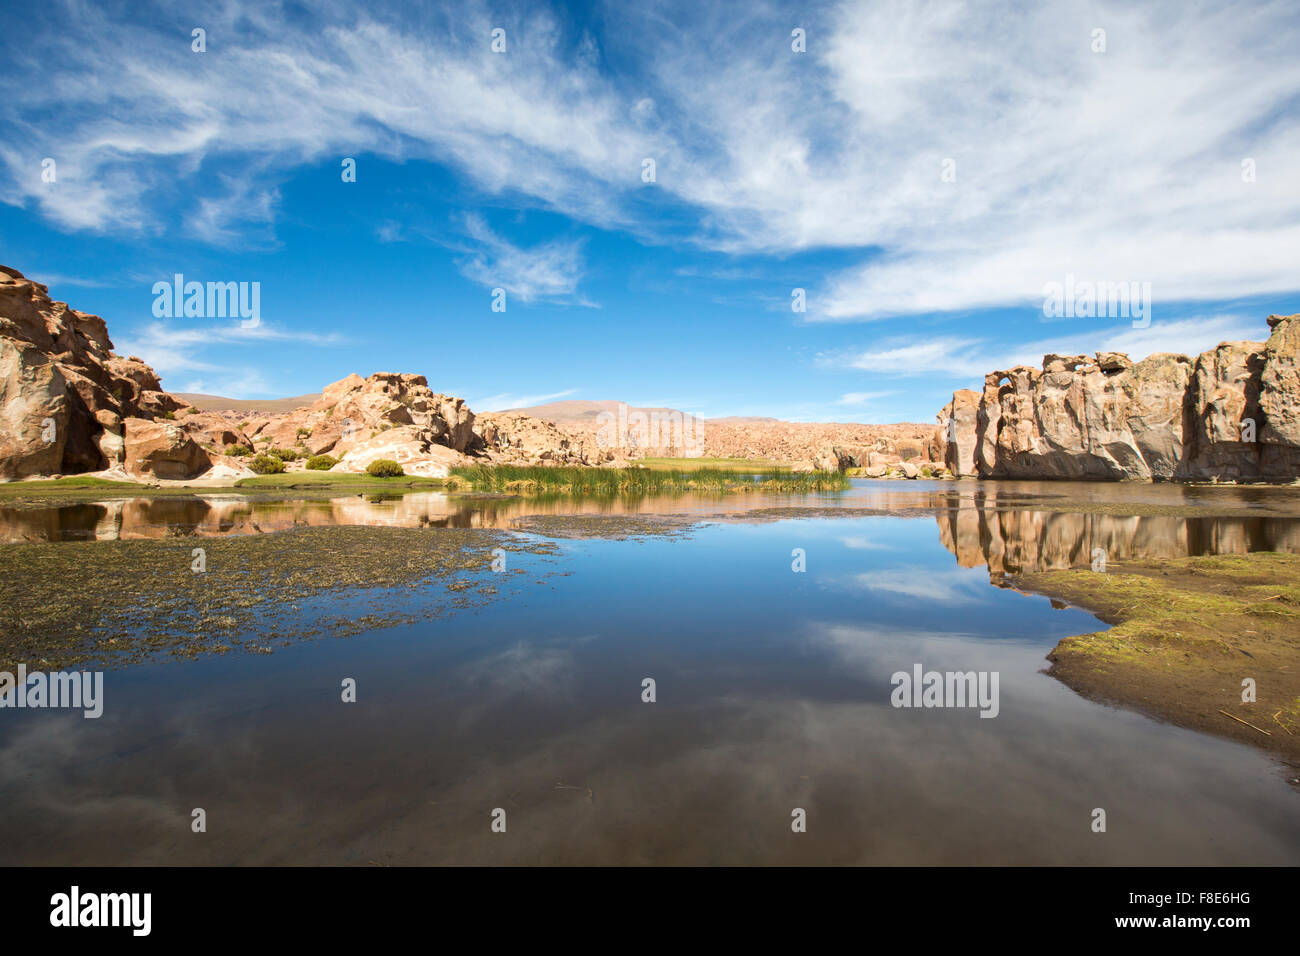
xmin=1 ymin=480 xmax=1298 ymax=864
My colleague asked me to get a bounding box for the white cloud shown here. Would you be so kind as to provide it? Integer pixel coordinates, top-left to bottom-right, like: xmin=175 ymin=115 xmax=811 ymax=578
xmin=835 ymin=391 xmax=895 ymax=406
xmin=455 ymin=214 xmax=590 ymax=303
xmin=115 ymin=320 xmax=345 ymax=395
xmin=829 ymin=314 xmax=1266 ymax=380
xmin=471 ymin=388 xmax=579 ymax=411
xmin=2 ymin=0 xmax=1297 ymax=321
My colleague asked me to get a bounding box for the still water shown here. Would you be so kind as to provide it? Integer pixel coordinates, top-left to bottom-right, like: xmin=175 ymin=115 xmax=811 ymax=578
xmin=1 ymin=480 xmax=1297 ymax=864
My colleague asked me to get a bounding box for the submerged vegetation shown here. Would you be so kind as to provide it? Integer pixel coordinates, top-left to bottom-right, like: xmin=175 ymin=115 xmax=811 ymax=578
xmin=447 ymin=464 xmax=849 ymax=495
xmin=0 ymin=526 xmax=558 ymax=668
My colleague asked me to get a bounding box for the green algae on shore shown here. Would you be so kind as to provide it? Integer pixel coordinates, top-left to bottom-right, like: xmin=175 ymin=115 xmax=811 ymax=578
xmin=0 ymin=526 xmax=559 ymax=670
xmin=1013 ymin=552 xmax=1300 ymax=769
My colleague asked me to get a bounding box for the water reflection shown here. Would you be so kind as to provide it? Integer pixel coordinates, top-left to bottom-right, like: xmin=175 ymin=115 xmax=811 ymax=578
xmin=7 ymin=483 xmax=1299 ymax=579
xmin=1 ymin=517 xmax=1295 ymax=865
xmin=936 ymin=508 xmax=1300 ymax=577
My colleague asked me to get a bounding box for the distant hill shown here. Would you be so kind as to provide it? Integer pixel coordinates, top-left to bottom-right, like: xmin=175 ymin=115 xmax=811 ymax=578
xmin=174 ymin=392 xmax=321 ymax=414
xmin=501 ymin=399 xmax=692 ymax=423
xmin=505 ymin=401 xmax=788 ymax=424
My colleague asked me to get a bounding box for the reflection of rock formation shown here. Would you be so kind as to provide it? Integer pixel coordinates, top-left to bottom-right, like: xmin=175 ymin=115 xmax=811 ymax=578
xmin=935 ymin=313 xmax=1300 ymax=482
xmin=0 ymin=490 xmax=760 ymax=542
xmin=937 ymin=506 xmax=1300 ymax=578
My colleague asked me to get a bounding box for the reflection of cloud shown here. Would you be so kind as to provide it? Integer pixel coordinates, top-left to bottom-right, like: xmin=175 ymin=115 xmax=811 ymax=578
xmin=839 ymin=535 xmax=889 ymax=551
xmin=455 ymin=643 xmax=578 ymax=699
xmin=811 ymin=622 xmax=1037 ymax=682
xmin=3 ymin=619 xmax=1296 ymax=864
xmin=851 ymin=568 xmax=984 ymax=604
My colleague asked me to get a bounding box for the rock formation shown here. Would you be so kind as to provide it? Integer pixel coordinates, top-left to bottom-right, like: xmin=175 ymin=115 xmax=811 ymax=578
xmin=936 ymin=313 xmax=1300 ymax=482
xmin=0 ymin=266 xmax=195 ymax=479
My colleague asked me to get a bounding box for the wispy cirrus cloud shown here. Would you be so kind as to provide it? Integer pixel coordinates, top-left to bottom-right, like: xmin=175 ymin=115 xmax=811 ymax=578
xmin=1 ymin=0 xmax=1297 ymax=323
xmin=824 ymin=314 xmax=1266 ymax=380
xmin=115 ymin=320 xmax=346 ymax=395
xmin=470 ymin=388 xmax=579 ymax=411
xmin=454 ymin=214 xmax=591 ymax=304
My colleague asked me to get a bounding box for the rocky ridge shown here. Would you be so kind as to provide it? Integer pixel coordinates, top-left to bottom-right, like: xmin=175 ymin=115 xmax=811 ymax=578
xmin=935 ymin=313 xmax=1300 ymax=482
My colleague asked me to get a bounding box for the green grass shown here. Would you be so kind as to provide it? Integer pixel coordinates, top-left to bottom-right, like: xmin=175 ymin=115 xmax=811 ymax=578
xmin=636 ymin=456 xmax=789 ymax=472
xmin=448 ymin=465 xmax=848 ymax=495
xmin=0 ymin=476 xmax=148 ymax=495
xmin=233 ymin=472 xmax=449 ymax=490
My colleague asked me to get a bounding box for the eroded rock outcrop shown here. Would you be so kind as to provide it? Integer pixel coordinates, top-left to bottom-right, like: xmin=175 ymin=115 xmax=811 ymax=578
xmin=0 ymin=266 xmax=201 ymax=479
xmin=472 ymin=412 xmax=628 ymax=467
xmin=936 ymin=313 xmax=1300 ymax=482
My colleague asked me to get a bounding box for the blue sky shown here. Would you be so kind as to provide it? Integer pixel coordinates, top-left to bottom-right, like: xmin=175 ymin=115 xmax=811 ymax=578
xmin=1 ymin=0 xmax=1297 ymax=422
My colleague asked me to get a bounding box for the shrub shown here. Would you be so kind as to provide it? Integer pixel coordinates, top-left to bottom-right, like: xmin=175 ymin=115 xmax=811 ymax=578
xmin=224 ymin=444 xmax=252 ymax=457
xmin=306 ymin=454 xmax=339 ymax=471
xmin=163 ymin=410 xmax=176 ymax=420
xmin=366 ymin=459 xmax=404 ymax=478
xmin=249 ymin=454 xmax=286 ymax=475
xmin=269 ymin=447 xmax=301 ymax=461
xmin=296 ymin=427 xmax=312 ymax=437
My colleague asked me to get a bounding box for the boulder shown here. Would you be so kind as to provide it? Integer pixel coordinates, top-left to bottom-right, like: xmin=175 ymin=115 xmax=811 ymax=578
xmin=0 ymin=339 xmax=69 ymax=479
xmin=332 ymin=425 xmax=474 ymax=478
xmin=122 ymin=417 xmax=212 ymax=479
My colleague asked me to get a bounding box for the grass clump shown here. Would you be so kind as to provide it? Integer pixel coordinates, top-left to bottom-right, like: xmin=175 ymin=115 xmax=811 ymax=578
xmin=269 ymin=447 xmax=302 ymax=461
xmin=224 ymin=444 xmax=252 ymax=457
xmin=306 ymin=454 xmax=339 ymax=471
xmin=249 ymin=453 xmax=286 ymax=475
xmin=366 ymin=459 xmax=405 ymax=478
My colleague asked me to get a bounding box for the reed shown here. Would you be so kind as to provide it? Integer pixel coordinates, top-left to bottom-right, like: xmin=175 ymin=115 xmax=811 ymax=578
xmin=448 ymin=465 xmax=848 ymax=495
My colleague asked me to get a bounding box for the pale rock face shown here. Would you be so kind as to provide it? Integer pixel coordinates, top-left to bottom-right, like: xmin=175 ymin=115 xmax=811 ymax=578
xmin=122 ymin=417 xmax=213 ymax=479
xmin=473 ymin=412 xmax=628 ymax=466
xmin=1259 ymin=314 xmax=1300 ymax=476
xmin=937 ymin=389 xmax=981 ymax=477
xmin=264 ymin=373 xmax=479 ymax=468
xmin=201 ymin=458 xmax=256 ymax=480
xmin=1179 ymin=341 xmax=1262 ymax=480
xmin=0 ymin=265 xmax=199 ymax=478
xmin=0 ymin=339 xmax=69 ymax=479
xmin=938 ymin=314 xmax=1299 ymax=482
xmin=332 ymin=426 xmax=474 ymax=478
